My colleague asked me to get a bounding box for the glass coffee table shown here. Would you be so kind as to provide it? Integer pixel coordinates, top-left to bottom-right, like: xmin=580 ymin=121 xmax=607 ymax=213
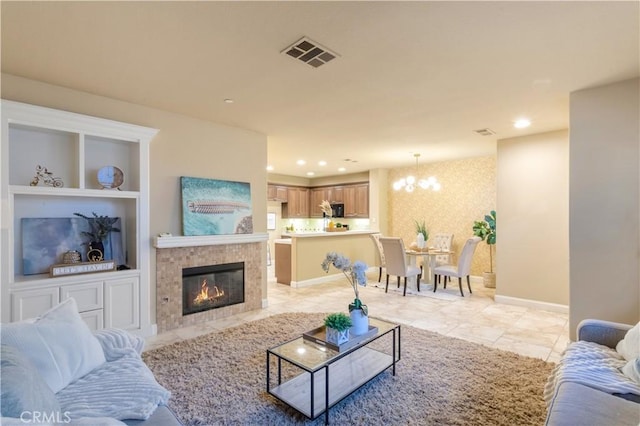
xmin=266 ymin=318 xmax=401 ymax=424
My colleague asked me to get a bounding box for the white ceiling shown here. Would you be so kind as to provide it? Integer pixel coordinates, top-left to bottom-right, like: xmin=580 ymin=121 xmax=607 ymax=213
xmin=2 ymin=1 xmax=638 ymax=178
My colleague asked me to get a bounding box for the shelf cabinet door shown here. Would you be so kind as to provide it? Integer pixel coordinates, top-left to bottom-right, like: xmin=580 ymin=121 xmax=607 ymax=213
xmin=61 ymin=281 xmax=103 ymax=312
xmin=11 ymin=287 xmax=60 ymax=322
xmin=80 ymin=309 xmax=104 ymax=331
xmin=104 ymin=276 xmax=140 ymax=330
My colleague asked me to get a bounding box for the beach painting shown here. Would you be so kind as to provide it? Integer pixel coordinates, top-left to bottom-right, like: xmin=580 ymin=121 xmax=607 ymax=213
xmin=21 ymin=217 xmax=125 ymax=275
xmin=181 ymin=176 xmax=253 ymax=236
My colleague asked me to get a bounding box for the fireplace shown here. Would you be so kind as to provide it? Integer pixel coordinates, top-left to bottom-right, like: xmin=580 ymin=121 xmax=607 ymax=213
xmin=182 ymin=262 xmax=245 ymax=316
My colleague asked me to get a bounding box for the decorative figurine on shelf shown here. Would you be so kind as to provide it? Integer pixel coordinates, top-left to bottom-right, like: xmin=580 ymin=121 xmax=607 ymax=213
xmin=73 ymin=212 xmax=121 ymax=262
xmin=30 ymin=165 xmax=64 ymax=188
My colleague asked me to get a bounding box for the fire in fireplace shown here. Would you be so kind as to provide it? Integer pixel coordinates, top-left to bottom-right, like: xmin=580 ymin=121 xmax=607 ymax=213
xmin=182 ymin=262 xmax=244 ymax=316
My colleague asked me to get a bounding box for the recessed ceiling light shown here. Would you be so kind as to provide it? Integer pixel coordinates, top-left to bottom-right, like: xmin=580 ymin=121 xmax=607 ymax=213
xmin=514 ymin=118 xmax=531 ymax=129
xmin=306 ymin=171 xmax=315 ymax=176
xmin=224 ymin=98 xmax=234 ymax=104
xmin=338 ymin=167 xmax=346 ymax=172
xmin=296 ymin=159 xmax=306 ymax=166
xmin=266 ymin=165 xmax=274 ymax=171
xmin=318 ymin=160 xmax=327 ymax=166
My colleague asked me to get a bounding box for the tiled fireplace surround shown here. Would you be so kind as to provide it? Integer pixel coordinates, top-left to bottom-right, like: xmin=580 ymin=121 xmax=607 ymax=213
xmin=155 ymin=236 xmax=264 ymax=333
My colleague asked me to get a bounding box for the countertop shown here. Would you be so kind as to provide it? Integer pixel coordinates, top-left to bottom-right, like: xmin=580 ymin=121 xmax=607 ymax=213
xmin=280 ymin=230 xmax=377 ymax=238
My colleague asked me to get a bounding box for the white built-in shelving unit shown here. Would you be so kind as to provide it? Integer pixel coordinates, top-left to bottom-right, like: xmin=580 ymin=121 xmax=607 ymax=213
xmin=1 ymin=100 xmax=157 ymax=335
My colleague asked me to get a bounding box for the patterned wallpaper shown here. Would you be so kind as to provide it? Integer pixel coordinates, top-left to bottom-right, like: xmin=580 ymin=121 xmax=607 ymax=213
xmin=388 ymin=156 xmax=496 ymax=276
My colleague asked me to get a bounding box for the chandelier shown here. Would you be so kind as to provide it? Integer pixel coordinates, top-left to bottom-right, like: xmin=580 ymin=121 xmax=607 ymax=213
xmin=392 ymin=153 xmax=441 ymax=192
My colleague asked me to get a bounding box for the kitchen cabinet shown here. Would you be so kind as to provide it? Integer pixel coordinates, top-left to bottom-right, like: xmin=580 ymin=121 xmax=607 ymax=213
xmin=267 ymin=184 xmax=288 ymax=202
xmin=310 ymin=186 xmax=347 ymax=217
xmin=283 ymin=187 xmax=309 ymax=218
xmin=310 ymin=187 xmax=330 ymax=217
xmin=343 ymin=183 xmax=369 ymax=218
xmin=329 ymin=186 xmax=344 ymax=203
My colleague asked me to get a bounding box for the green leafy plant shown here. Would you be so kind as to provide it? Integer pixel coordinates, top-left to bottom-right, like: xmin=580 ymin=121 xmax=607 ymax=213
xmin=324 ymin=312 xmax=352 ymax=332
xmin=472 ymin=210 xmax=496 ymax=273
xmin=73 ymin=212 xmax=121 ymax=242
xmin=414 ymin=219 xmax=428 ymax=241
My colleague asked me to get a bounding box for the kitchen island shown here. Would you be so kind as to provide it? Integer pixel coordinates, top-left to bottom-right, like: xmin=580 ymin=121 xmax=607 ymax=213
xmin=275 ymin=230 xmax=378 ymax=287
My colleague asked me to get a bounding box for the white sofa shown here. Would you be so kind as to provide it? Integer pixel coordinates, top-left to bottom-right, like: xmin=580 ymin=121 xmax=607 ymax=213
xmin=544 ymin=319 xmax=640 ymax=426
xmin=1 ymin=298 xmax=181 ymax=425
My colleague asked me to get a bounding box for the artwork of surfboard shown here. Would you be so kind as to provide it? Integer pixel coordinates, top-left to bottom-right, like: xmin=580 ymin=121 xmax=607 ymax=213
xmin=181 ymin=176 xmax=253 ymax=236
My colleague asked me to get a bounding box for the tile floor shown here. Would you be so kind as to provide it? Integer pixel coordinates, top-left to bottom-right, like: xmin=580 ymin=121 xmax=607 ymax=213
xmin=145 ymin=268 xmax=570 ymax=363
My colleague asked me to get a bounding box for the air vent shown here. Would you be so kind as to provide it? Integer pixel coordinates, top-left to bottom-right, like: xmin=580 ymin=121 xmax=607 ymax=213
xmin=473 ymin=128 xmax=496 ymax=136
xmin=281 ymin=37 xmax=339 ymax=68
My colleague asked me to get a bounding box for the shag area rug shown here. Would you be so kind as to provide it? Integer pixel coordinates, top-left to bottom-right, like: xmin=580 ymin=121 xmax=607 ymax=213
xmin=143 ymin=313 xmax=553 ymax=425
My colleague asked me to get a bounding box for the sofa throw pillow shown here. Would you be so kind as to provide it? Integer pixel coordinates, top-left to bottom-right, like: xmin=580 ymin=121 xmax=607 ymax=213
xmin=621 ymin=357 xmax=640 ymax=385
xmin=616 ymin=321 xmax=640 ymax=361
xmin=0 ymin=345 xmax=61 ymax=419
xmin=0 ymin=298 xmax=106 ymax=393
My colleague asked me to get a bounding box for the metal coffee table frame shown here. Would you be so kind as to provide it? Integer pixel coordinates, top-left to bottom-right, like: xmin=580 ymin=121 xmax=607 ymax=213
xmin=266 ymin=318 xmax=401 ymax=425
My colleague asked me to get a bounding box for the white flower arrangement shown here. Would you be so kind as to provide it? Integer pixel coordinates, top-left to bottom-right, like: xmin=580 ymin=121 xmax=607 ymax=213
xmin=321 ymin=252 xmax=368 ymax=315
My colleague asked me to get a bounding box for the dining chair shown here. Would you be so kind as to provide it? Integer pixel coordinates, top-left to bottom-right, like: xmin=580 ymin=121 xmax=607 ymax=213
xmin=431 ymin=233 xmax=454 ymax=266
xmin=433 ymin=236 xmax=481 ymax=297
xmin=378 ymin=237 xmax=422 ymax=296
xmin=370 ymin=233 xmax=386 ymax=283
xmin=430 ymin=232 xmax=454 ymax=286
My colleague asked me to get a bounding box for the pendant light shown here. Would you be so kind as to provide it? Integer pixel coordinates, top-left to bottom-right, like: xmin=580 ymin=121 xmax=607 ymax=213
xmin=392 ymin=153 xmax=441 ymax=192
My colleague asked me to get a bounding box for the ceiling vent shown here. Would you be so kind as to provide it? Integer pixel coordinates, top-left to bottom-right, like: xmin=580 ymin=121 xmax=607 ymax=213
xmin=473 ymin=128 xmax=496 ymax=136
xmin=281 ymin=37 xmax=339 ymax=68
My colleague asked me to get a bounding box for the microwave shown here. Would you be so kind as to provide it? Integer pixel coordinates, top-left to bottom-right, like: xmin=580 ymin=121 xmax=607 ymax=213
xmin=330 ymin=203 xmax=344 ymax=218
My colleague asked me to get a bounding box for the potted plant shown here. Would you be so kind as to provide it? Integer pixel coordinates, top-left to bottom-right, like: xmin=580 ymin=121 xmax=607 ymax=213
xmin=472 ymin=210 xmax=496 ymax=288
xmin=73 ymin=212 xmax=120 ymax=261
xmin=414 ymin=219 xmax=428 ymax=249
xmin=324 ymin=312 xmax=352 ymax=345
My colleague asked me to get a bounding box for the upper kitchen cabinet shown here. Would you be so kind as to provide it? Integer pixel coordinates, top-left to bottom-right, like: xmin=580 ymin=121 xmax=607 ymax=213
xmin=267 ymin=184 xmax=288 ymax=202
xmin=343 ymin=183 xmax=369 ymax=218
xmin=282 ymin=187 xmax=309 ymax=218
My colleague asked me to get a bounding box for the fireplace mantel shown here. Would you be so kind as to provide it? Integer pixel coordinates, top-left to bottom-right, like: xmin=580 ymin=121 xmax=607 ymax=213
xmin=154 ymin=233 xmax=268 ymax=249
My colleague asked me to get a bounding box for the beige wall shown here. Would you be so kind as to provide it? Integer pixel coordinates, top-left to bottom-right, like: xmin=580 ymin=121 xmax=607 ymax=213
xmin=368 ymin=168 xmax=389 ymax=234
xmin=569 ymin=78 xmax=640 ymax=338
xmin=387 ymin=156 xmax=496 ymax=275
xmin=497 ymin=130 xmax=569 ymax=307
xmin=2 ymin=73 xmax=269 ymax=323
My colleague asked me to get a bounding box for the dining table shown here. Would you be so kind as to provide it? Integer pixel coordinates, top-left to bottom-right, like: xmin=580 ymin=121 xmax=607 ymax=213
xmin=405 ymin=248 xmax=453 ymax=286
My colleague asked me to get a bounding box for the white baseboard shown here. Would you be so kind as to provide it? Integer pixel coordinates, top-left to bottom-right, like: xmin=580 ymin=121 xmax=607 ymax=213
xmin=495 ymin=295 xmax=569 ymax=314
xmin=133 ymin=323 xmax=157 ymax=337
xmin=292 ymin=267 xmax=380 ymax=288
xmin=290 ymin=273 xmax=340 ymax=288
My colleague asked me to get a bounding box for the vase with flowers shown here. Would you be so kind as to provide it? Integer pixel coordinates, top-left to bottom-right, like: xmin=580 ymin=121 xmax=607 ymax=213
xmin=319 ymin=200 xmax=333 ymax=231
xmin=321 ymin=252 xmax=369 ymax=335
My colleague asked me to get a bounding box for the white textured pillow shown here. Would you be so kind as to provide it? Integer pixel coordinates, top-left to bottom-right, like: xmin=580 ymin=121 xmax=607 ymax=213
xmin=0 ymin=298 xmax=106 ymax=393
xmin=616 ymin=322 xmax=640 ymax=361
xmin=621 ymin=357 xmax=640 ymax=385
